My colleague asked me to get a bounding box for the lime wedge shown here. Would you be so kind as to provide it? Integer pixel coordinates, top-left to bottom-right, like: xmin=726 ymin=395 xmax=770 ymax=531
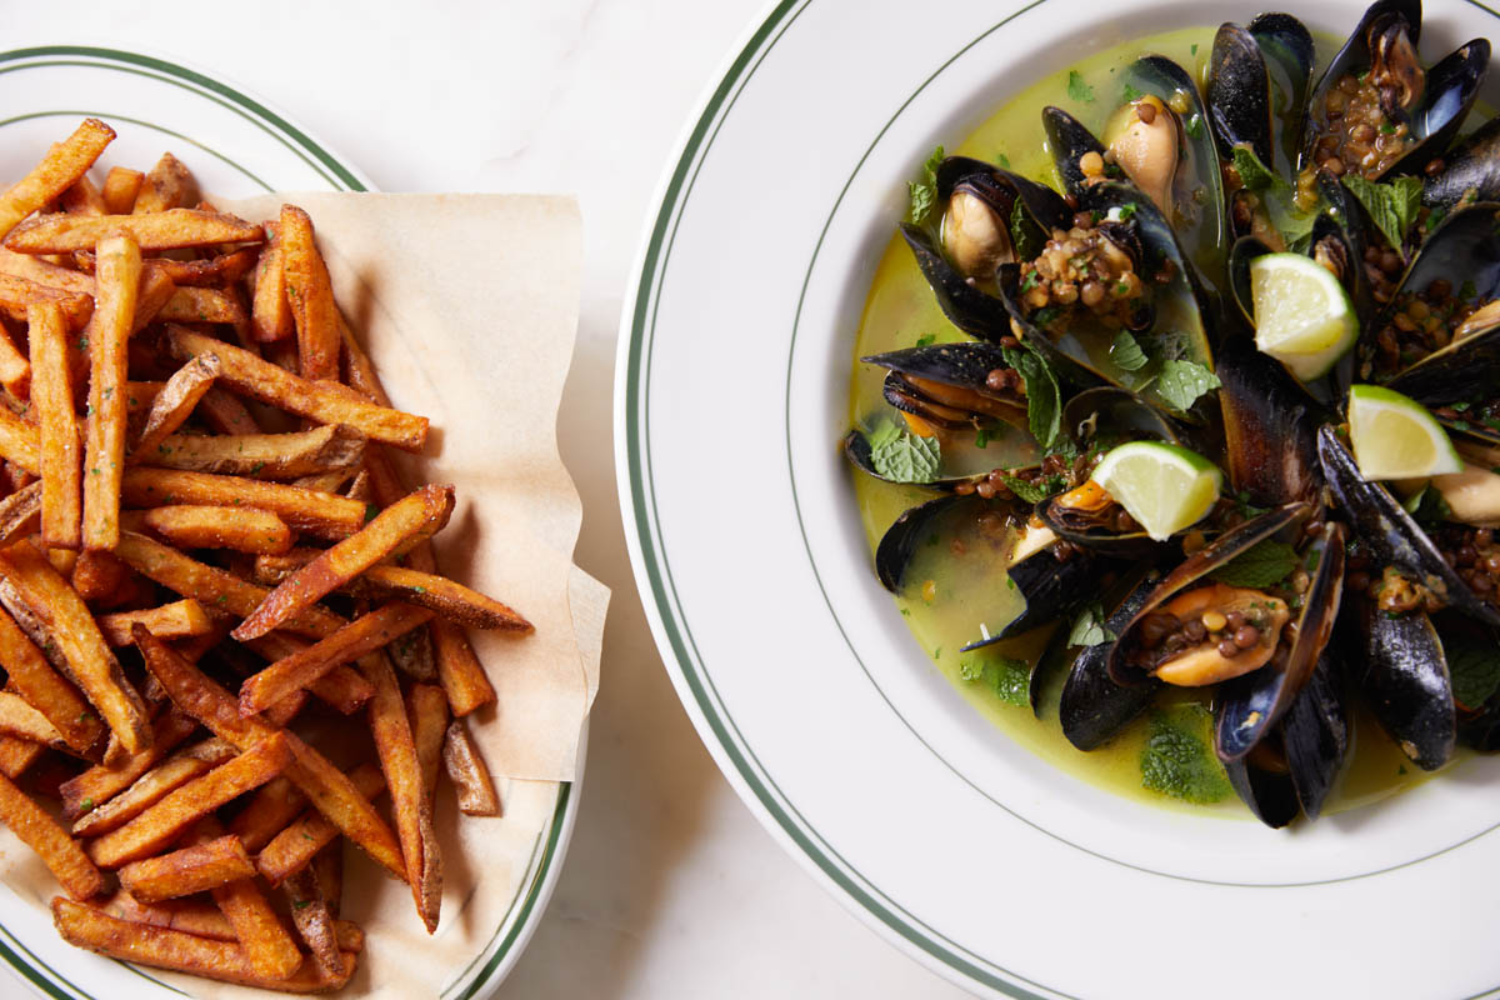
xmin=1348 ymin=384 xmax=1464 ymax=480
xmin=1089 ymin=442 xmax=1224 ymax=542
xmin=1250 ymin=252 xmax=1358 ymax=382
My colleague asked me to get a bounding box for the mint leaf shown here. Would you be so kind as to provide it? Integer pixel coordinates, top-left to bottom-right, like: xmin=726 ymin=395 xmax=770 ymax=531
xmin=915 ymin=333 xmax=936 ymax=347
xmin=1208 ymin=539 xmax=1298 ymax=588
xmin=1009 ymin=198 xmax=1044 ymax=261
xmin=1342 ymin=174 xmax=1422 ymax=250
xmin=1449 ymin=632 xmax=1500 ymax=710
xmin=1110 ymin=330 xmax=1149 ymax=372
xmin=1002 ymin=344 xmax=1061 ymax=448
xmin=958 ymin=657 xmax=983 ymax=681
xmin=1122 ymin=83 xmax=1143 ymax=102
xmin=1067 ymin=602 xmax=1117 ymax=647
xmin=868 ymin=423 xmax=940 ymax=483
xmin=983 ymin=657 xmax=1031 ymax=706
xmin=998 ymin=473 xmax=1057 ymax=505
xmin=1184 ymin=114 xmax=1204 ymax=140
xmin=1141 ymin=706 xmax=1230 ymax=803
xmin=1156 ymin=359 xmax=1221 ymax=412
xmin=907 ymin=145 xmax=945 ymax=224
xmin=866 ymin=418 xmax=900 ymax=450
xmin=1231 ymin=146 xmax=1277 ymax=192
xmin=1067 ymin=70 xmax=1095 ymax=103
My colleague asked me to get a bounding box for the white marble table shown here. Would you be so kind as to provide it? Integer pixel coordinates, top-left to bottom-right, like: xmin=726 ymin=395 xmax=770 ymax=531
xmin=6 ymin=2 xmax=973 ymax=997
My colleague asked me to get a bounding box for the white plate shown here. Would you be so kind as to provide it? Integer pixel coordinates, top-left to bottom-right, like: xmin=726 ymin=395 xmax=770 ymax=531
xmin=0 ymin=45 xmax=581 ymax=1000
xmin=618 ymin=1 xmax=1500 ymax=997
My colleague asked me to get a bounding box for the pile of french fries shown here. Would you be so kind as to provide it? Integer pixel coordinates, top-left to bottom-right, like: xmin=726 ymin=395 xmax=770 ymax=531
xmin=0 ymin=119 xmax=533 ymax=993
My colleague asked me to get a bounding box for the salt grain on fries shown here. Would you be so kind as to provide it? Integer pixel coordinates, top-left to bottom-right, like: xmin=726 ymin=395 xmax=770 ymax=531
xmin=0 ymin=120 xmax=529 ymax=992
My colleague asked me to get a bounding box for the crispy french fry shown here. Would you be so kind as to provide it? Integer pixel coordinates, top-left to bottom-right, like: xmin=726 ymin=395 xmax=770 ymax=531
xmin=117 ymin=834 xmax=253 ymax=902
xmin=279 ymin=206 xmax=339 ymax=381
xmin=312 ymin=844 xmax=342 ymax=919
xmin=145 ymin=424 xmax=366 ymax=480
xmin=72 ymin=738 xmax=235 ymax=838
xmin=252 ymin=237 xmax=293 ymax=342
xmin=96 ymin=600 xmax=214 ymax=647
xmin=0 ymin=480 xmax=41 ymax=545
xmin=240 ymin=632 xmax=375 ymax=715
xmin=0 ymin=405 xmax=41 ymax=473
xmin=191 ymin=816 xmax=304 ymax=981
xmin=0 ymin=248 xmax=92 ymax=295
xmin=133 ymin=627 xmax=407 ymax=879
xmin=168 ymin=327 xmax=429 ymax=450
xmin=58 ymin=708 xmax=198 ymax=820
xmin=0 ymin=540 xmax=151 ymax=753
xmin=239 ymin=602 xmax=434 ymax=715
xmin=444 ymin=718 xmax=501 ymax=816
xmin=338 ymin=312 xmax=390 ymax=406
xmin=0 ymin=118 xmax=114 ymax=238
xmin=198 ymin=386 xmax=262 ymax=435
xmin=60 ymin=175 xmax=107 ymax=216
xmin=130 ymin=353 xmax=220 ymax=456
xmin=408 ymin=683 xmax=448 ymax=798
xmin=53 ymin=898 xmax=356 ymax=992
xmin=0 ymin=735 xmax=45 ymax=778
xmin=83 ymin=233 xmax=139 ymax=550
xmin=127 ymin=262 xmax=177 ymax=335
xmin=0 ymin=325 xmax=29 ymax=398
xmin=158 ymin=285 xmax=245 ymax=325
xmin=87 ymin=731 xmax=290 ymax=868
xmin=100 ymin=167 xmax=143 ymax=215
xmin=233 ymin=484 xmax=452 ymax=641
xmin=122 ymin=467 xmax=368 ymax=541
xmin=99 ymin=889 xmax=365 ymax=951
xmin=29 ymin=302 xmax=82 ymax=549
xmin=0 ymin=692 xmax=72 ymax=751
xmin=70 ymin=549 xmax=130 ymax=601
xmin=132 ymin=153 xmax=198 ymax=215
xmin=6 ymin=209 xmax=263 ymax=254
xmin=142 ymin=504 xmax=293 ymax=555
xmin=228 ymin=776 xmax=305 ymax=852
xmin=0 ymin=604 xmax=101 ymax=753
xmin=257 ymin=762 xmax=386 ymax=886
xmin=0 ymin=274 xmax=93 ymax=328
xmin=79 ymin=247 xmax=258 ymax=288
xmin=284 ymin=867 xmax=342 ymax=976
xmin=432 ymin=618 xmax=495 ymax=717
xmin=0 ymin=772 xmax=102 ymax=898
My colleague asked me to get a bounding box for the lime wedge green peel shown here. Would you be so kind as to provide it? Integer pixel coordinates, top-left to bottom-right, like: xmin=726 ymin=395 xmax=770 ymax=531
xmin=1348 ymin=384 xmax=1464 ymax=480
xmin=1089 ymin=441 xmax=1224 ymax=542
xmin=1249 ymin=252 xmax=1359 ymax=382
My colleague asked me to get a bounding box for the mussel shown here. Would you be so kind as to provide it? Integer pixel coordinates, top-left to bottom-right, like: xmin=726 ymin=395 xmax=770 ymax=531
xmin=1058 ymin=575 xmax=1162 ymax=751
xmin=863 ymin=342 xmax=1028 ymax=432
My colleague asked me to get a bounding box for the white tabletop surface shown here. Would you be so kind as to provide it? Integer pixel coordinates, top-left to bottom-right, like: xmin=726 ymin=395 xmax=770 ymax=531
xmin=5 ymin=3 xmax=974 ymax=997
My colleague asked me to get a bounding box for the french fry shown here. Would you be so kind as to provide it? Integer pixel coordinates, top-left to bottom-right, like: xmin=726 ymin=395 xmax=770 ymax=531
xmin=132 ymin=153 xmax=198 ymax=214
xmin=117 ymin=833 xmax=254 ymax=902
xmin=0 ymin=540 xmax=152 ymax=753
xmin=0 ymin=772 xmax=102 ymax=899
xmin=83 ymin=233 xmax=139 ymax=550
xmin=228 ymin=776 xmax=305 ymax=852
xmin=121 ymin=467 xmax=368 ymax=541
xmin=87 ymin=730 xmax=290 ymax=868
xmin=168 ymin=327 xmax=429 ymax=449
xmin=70 ymin=549 xmax=128 ymax=600
xmin=60 ymin=175 xmax=107 ymax=216
xmin=239 ymin=602 xmax=434 ymax=715
xmin=252 ymin=236 xmax=293 ymax=342
xmin=53 ymin=899 xmax=356 ymax=992
xmin=130 ymin=353 xmax=220 ymax=456
xmin=0 ymin=405 xmax=41 ymax=473
xmin=233 ymin=484 xmax=453 ymax=641
xmin=96 ymin=600 xmax=214 ymax=647
xmin=0 ymin=248 xmax=92 ymax=295
xmin=5 ymin=209 xmax=264 ymax=254
xmin=240 ymin=632 xmax=375 ymax=715
xmin=312 ymin=844 xmax=342 ymax=918
xmin=338 ymin=312 xmax=390 ymax=406
xmin=142 ymin=504 xmax=293 ymax=555
xmin=0 ymin=604 xmax=101 ymax=753
xmin=284 ymin=867 xmax=342 ymax=976
xmin=99 ymin=889 xmax=365 ymax=951
xmin=0 ymin=325 xmax=29 ymax=398
xmin=0 ymin=274 xmax=93 ymax=328
xmin=0 ymin=480 xmax=41 ymax=545
xmin=191 ymin=816 xmax=304 ymax=981
xmin=0 ymin=692 xmax=72 ymax=751
xmin=157 ymin=286 xmax=247 ymax=329
xmin=58 ymin=708 xmax=198 ymax=820
xmin=100 ymin=167 xmax=144 ymax=215
xmin=432 ymin=618 xmax=495 ymax=717
xmin=279 ymin=205 xmax=340 ymax=381
xmin=72 ymin=738 xmax=235 ymax=838
xmin=198 ymin=385 xmax=262 ymax=435
xmin=144 ymin=424 xmax=366 ymax=480
xmin=29 ymin=302 xmax=82 ymax=549
xmin=0 ymin=118 xmax=114 ymax=238
xmin=257 ymin=762 xmax=386 ymax=886
xmin=407 ymin=683 xmax=448 ymax=798
xmin=133 ymin=627 xmax=407 ymax=879
xmin=444 ymin=718 xmax=501 ymax=816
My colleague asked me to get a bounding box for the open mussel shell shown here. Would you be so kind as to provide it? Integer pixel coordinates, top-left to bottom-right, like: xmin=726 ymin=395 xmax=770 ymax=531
xmin=1106 ymin=502 xmax=1311 ymax=685
xmin=863 ymin=342 xmax=1027 ymax=430
xmin=1224 ymin=736 xmax=1301 ymax=828
xmin=1043 ymin=106 xmax=1116 ymax=195
xmin=1281 ymin=651 xmax=1350 ymax=820
xmin=1318 ymin=423 xmax=1500 ymax=627
xmin=1354 ymin=598 xmax=1455 ymax=770
xmin=937 ymin=156 xmax=1073 ymax=258
xmin=1215 ymin=332 xmax=1331 ymax=507
xmin=900 ymin=225 xmax=1013 ymax=342
xmin=1059 ymin=575 xmax=1162 ymax=750
xmin=1208 ymin=23 xmax=1278 ymax=169
xmin=1215 ymin=521 xmax=1347 ymax=762
xmin=842 ymin=429 xmax=956 ymax=491
xmin=1061 ymin=386 xmax=1186 ymax=448
xmin=1424 ymin=114 xmax=1500 ymax=209
xmin=961 ymin=537 xmax=1105 ymax=650
xmin=1034 ymin=487 xmax=1170 ymax=559
xmin=1382 ymin=39 xmax=1490 ymax=179
xmin=1250 ymin=14 xmax=1317 ymax=172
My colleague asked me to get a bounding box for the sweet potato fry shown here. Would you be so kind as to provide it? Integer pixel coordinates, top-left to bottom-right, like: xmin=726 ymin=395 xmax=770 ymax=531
xmin=0 ymin=540 xmax=152 ymax=753
xmin=0 ymin=604 xmax=100 ymax=753
xmin=96 ymin=600 xmax=214 ymax=647
xmin=5 ymin=209 xmax=264 ymax=254
xmin=0 ymin=326 xmax=29 ymax=398
xmin=144 ymin=424 xmax=366 ymax=480
xmin=0 ymin=735 xmax=45 ymax=778
xmin=133 ymin=627 xmax=406 ymax=879
xmin=87 ymin=731 xmax=290 ymax=868
xmin=60 ymin=175 xmax=107 ymax=216
xmin=72 ymin=738 xmax=235 ymax=838
xmin=257 ymin=762 xmax=386 ymax=886
xmin=229 ymin=776 xmax=306 ymax=852
xmin=117 ymin=834 xmax=253 ymax=902
xmin=29 ymin=301 xmax=82 ymax=549
xmin=83 ymin=233 xmax=139 ymax=550
xmin=168 ymin=327 xmax=429 ymax=449
xmin=122 ymin=467 xmax=368 ymax=541
xmin=0 ymin=405 xmax=41 ymax=473
xmin=239 ymin=602 xmax=434 ymax=715
xmin=130 ymin=353 xmax=220 ymax=456
xmin=132 ymin=153 xmax=199 ymax=215
xmin=408 ymin=683 xmax=448 ymax=798
xmin=444 ymin=718 xmax=501 ymax=816
xmin=233 ymin=484 xmax=453 ymax=641
xmin=101 ymin=166 xmax=143 ymax=215
xmin=0 ymin=274 xmax=93 ymax=328
xmin=58 ymin=708 xmax=198 ymax=820
xmin=284 ymin=867 xmax=342 ymax=976
xmin=0 ymin=692 xmax=72 ymax=751
xmin=142 ymin=504 xmax=293 ymax=555
xmin=252 ymin=237 xmax=293 ymax=342
xmin=53 ymin=899 xmax=356 ymax=991
xmin=279 ymin=205 xmax=339 ymax=381
xmin=0 ymin=772 xmax=102 ymax=898
xmin=0 ymin=118 xmax=114 ymax=238
xmin=0 ymin=480 xmax=41 ymax=544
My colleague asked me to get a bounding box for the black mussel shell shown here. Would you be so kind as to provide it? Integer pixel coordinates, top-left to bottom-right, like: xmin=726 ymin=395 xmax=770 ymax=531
xmin=1250 ymin=13 xmax=1317 ymax=173
xmin=842 ymin=428 xmax=962 ymax=490
xmin=875 ymin=493 xmax=960 ymax=592
xmin=1424 ymin=114 xmax=1500 ymax=210
xmin=1209 ymin=23 xmax=1277 ymax=169
xmin=1225 ymin=736 xmax=1301 ymax=828
xmin=863 ymin=342 xmax=1027 ymax=431
xmin=1282 ymin=651 xmax=1350 ymax=820
xmin=1042 ymin=106 xmax=1116 ymax=197
xmin=1060 ymin=575 xmax=1162 ymax=750
xmin=1215 ymin=334 xmax=1330 ymax=506
xmin=1382 ymin=39 xmax=1490 ymax=179
xmin=1061 ymin=386 xmax=1186 ymax=448
xmin=1318 ymin=424 xmax=1500 ymax=627
xmin=962 ymin=542 xmax=1104 ymax=650
xmin=1029 ymin=621 xmax=1078 ymax=716
xmin=1354 ymin=598 xmax=1455 ymax=770
xmin=900 ymin=224 xmax=1013 ymax=342
xmin=937 ymin=156 xmax=1073 ymax=242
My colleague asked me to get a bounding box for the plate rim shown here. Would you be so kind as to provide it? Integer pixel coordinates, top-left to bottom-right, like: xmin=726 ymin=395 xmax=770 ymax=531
xmin=0 ymin=42 xmax=582 ymax=1000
